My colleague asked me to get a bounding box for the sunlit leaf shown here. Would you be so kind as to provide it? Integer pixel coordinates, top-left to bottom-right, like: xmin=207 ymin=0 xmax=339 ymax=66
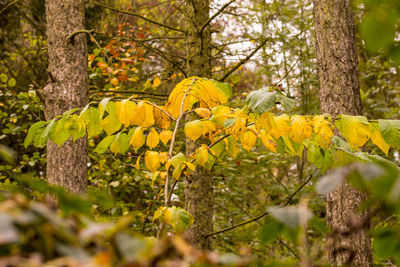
xmin=159 ymin=130 xmax=173 ymax=145
xmin=24 ymin=121 xmax=46 ymax=148
xmin=146 ymin=128 xmax=159 ymax=149
xmin=312 ymin=115 xmax=334 ymax=148
xmin=145 ymin=151 xmax=160 ymax=173
xmin=241 ymin=130 xmax=257 ymax=151
xmin=184 ymin=120 xmax=203 ymax=141
xmin=129 ymin=127 xmax=145 ymax=152
xmin=81 ymin=107 xmax=102 ymax=138
xmin=290 ymin=115 xmax=312 ymax=144
xmin=336 ymin=115 xmax=371 ymax=150
xmin=379 ymin=119 xmax=400 ymax=149
xmin=153 ymin=106 xmax=171 ymax=129
xmin=370 ymin=122 xmax=390 ymax=155
xmin=270 ymin=114 xmax=291 ymax=139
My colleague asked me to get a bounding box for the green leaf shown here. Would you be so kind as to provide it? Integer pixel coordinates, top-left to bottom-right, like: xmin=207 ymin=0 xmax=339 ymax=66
xmin=98 ymin=98 xmax=111 ymax=118
xmin=246 ymin=89 xmax=277 ymax=113
xmin=210 ymin=140 xmax=225 ymax=157
xmin=164 ymin=206 xmax=194 ymax=233
xmin=276 ymin=93 xmax=295 ymax=111
xmin=101 ymin=114 xmax=122 ymax=135
xmin=171 ymin=153 xmax=186 ymax=168
xmin=7 ymin=78 xmax=16 ymax=87
xmin=0 ymin=73 xmax=7 ymax=83
xmin=81 ymin=107 xmax=102 ymax=138
xmin=24 ymin=121 xmax=46 ymax=148
xmin=41 ymin=119 xmax=57 ymax=138
xmin=49 ymin=117 xmax=71 ymax=146
xmin=110 ymin=133 xmax=130 ymax=154
xmin=379 ymin=119 xmax=400 ymax=149
xmin=94 ymin=135 xmax=116 ymax=154
xmin=259 ymin=217 xmax=283 ymax=244
xmin=212 ymin=80 xmax=232 ymax=99
xmin=246 ymin=89 xmax=294 ymax=113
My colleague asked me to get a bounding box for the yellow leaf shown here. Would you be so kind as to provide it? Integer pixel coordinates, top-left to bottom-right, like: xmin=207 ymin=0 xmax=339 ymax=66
xmin=312 ymin=115 xmax=334 ymax=148
xmin=153 ymin=77 xmax=161 ymax=87
xmin=141 ymin=102 xmax=155 ymax=127
xmin=146 ymin=128 xmax=159 ymax=149
xmin=202 ymin=120 xmax=218 ymax=137
xmin=130 ymin=101 xmax=145 ymax=126
xmin=145 ymin=151 xmax=160 ymax=173
xmin=241 ymin=130 xmax=257 ymax=151
xmin=184 ymin=120 xmax=203 ymax=141
xmin=134 ymin=153 xmax=142 ymax=170
xmin=185 ymin=161 xmax=196 ymax=171
xmin=336 ymin=115 xmax=371 ymax=150
xmin=116 ymin=100 xmax=136 ymax=127
xmin=194 ymin=108 xmax=211 ymax=119
xmin=129 ymin=127 xmax=145 ymax=152
xmin=290 ymin=115 xmax=312 ymax=144
xmin=165 ymin=78 xmax=197 ymax=118
xmin=159 ymin=130 xmax=173 ymax=145
xmin=260 ymin=129 xmax=277 ymax=152
xmin=228 ymin=116 xmax=247 ymax=140
xmin=210 ymin=105 xmax=231 ymax=125
xmin=153 ymin=106 xmax=171 ymax=129
xmin=370 ymin=122 xmax=390 ymax=155
xmin=159 ymin=152 xmax=169 ymax=164
xmin=258 ymin=112 xmax=276 ymax=131
xmin=195 ymin=145 xmax=209 ymax=167
xmin=270 ymin=114 xmax=291 ymax=139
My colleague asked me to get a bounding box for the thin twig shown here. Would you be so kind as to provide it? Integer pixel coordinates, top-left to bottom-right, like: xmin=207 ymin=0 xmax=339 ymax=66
xmin=92 ymin=1 xmax=184 ymax=33
xmin=200 ymin=0 xmax=237 ymax=34
xmin=67 ymin=29 xmax=95 ymax=43
xmin=204 ymin=175 xmax=313 ymax=238
xmin=218 ymin=38 xmax=268 ymax=82
xmin=273 ymin=58 xmax=300 ymax=87
xmin=0 ymin=0 xmax=19 ymax=15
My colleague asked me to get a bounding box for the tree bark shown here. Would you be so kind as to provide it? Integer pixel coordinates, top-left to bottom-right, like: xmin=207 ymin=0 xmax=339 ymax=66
xmin=42 ymin=0 xmax=88 ymax=195
xmin=184 ymin=0 xmax=213 ymax=250
xmin=313 ymin=0 xmax=372 ymax=266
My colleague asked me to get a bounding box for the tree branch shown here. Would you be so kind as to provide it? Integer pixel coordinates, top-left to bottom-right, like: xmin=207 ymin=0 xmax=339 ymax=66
xmin=200 ymin=0 xmax=236 ymax=34
xmin=67 ymin=29 xmax=95 ymax=43
xmin=218 ymin=38 xmax=268 ymax=82
xmin=0 ymin=0 xmax=19 ymax=15
xmin=91 ymin=1 xmax=184 ymax=33
xmin=204 ymin=175 xmax=313 ymax=238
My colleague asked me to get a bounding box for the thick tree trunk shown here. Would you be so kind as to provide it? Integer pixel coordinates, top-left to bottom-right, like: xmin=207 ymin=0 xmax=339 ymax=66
xmin=184 ymin=0 xmax=213 ymax=250
xmin=42 ymin=0 xmax=88 ymax=195
xmin=313 ymin=0 xmax=372 ymax=266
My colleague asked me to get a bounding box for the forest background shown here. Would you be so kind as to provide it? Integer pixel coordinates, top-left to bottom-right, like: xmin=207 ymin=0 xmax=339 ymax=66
xmin=0 ymin=0 xmax=400 ymax=266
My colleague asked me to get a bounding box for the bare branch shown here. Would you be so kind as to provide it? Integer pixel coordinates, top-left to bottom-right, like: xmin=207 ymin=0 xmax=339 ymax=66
xmin=218 ymin=38 xmax=268 ymax=82
xmin=200 ymin=0 xmax=237 ymax=33
xmin=0 ymin=0 xmax=19 ymax=15
xmin=91 ymin=1 xmax=184 ymax=33
xmin=204 ymin=175 xmax=313 ymax=238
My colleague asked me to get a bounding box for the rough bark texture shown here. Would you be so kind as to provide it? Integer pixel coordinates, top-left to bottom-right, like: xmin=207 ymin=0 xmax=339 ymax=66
xmin=184 ymin=0 xmax=213 ymax=250
xmin=42 ymin=0 xmax=88 ymax=195
xmin=313 ymin=0 xmax=372 ymax=266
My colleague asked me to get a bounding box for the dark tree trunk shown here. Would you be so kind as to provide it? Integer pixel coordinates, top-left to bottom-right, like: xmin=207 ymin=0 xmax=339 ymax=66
xmin=42 ymin=0 xmax=88 ymax=195
xmin=313 ymin=0 xmax=372 ymax=265
xmin=184 ymin=0 xmax=213 ymax=250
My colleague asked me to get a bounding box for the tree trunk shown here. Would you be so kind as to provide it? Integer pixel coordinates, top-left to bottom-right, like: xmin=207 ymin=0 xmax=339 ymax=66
xmin=313 ymin=0 xmax=372 ymax=265
xmin=184 ymin=0 xmax=213 ymax=250
xmin=42 ymin=0 xmax=88 ymax=195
